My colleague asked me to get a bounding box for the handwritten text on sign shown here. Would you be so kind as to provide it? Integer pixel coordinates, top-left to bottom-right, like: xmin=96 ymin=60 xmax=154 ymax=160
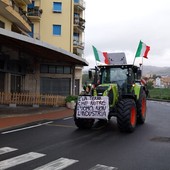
xmin=76 ymin=96 xmax=109 ymax=119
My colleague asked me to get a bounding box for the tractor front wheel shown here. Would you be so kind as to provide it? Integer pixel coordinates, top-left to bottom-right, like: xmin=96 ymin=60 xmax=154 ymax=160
xmin=117 ymin=99 xmax=137 ymax=133
xmin=74 ymin=109 xmax=94 ymax=129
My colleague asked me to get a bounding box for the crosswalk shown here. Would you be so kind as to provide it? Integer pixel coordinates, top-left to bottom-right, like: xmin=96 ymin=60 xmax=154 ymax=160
xmin=0 ymin=147 xmax=118 ymax=170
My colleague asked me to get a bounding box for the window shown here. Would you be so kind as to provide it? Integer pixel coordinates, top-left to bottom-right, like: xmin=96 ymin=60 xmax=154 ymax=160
xmin=74 ymin=33 xmax=79 ymax=40
xmin=53 ymin=2 xmax=62 ymax=13
xmin=53 ymin=25 xmax=61 ymax=36
xmin=74 ymin=0 xmax=79 ymax=3
xmin=28 ymin=1 xmax=35 ymax=9
xmin=56 ymin=66 xmax=63 ymax=74
xmin=40 ymin=64 xmax=71 ymax=74
xmin=0 ymin=21 xmax=5 ymax=29
xmin=64 ymin=66 xmax=71 ymax=74
xmin=49 ymin=65 xmax=55 ymax=73
xmin=73 ymin=33 xmax=79 ymax=45
xmin=28 ymin=24 xmax=34 ymax=38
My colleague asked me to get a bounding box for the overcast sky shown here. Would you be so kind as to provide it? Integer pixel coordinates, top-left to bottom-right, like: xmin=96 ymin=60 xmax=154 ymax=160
xmin=83 ymin=0 xmax=170 ymax=69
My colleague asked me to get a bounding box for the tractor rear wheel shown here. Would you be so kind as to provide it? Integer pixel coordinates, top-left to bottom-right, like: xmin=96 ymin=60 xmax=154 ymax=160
xmin=117 ymin=99 xmax=137 ymax=132
xmin=137 ymin=88 xmax=147 ymax=124
xmin=74 ymin=108 xmax=94 ymax=129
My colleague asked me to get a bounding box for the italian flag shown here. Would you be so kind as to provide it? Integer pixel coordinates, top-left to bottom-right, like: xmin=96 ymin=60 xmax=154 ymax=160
xmin=135 ymin=41 xmax=150 ymax=59
xmin=92 ymin=46 xmax=109 ymax=64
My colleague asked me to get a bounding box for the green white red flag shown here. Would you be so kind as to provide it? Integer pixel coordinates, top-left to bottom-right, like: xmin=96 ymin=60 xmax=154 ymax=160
xmin=92 ymin=46 xmax=109 ymax=64
xmin=135 ymin=40 xmax=150 ymax=59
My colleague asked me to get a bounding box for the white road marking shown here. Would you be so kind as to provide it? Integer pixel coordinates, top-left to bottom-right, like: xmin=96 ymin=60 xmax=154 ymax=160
xmin=0 ymin=147 xmax=18 ymax=155
xmin=1 ymin=121 xmax=53 ymax=134
xmin=63 ymin=117 xmax=73 ymax=120
xmin=89 ymin=164 xmax=118 ymax=170
xmin=0 ymin=152 xmax=45 ymax=170
xmin=34 ymin=157 xmax=79 ymax=170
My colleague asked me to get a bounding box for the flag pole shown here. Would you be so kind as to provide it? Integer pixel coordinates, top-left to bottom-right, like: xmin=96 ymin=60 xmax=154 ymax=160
xmin=133 ymin=56 xmax=136 ymax=66
xmin=141 ymin=54 xmax=144 ymax=76
xmin=134 ymin=40 xmax=142 ymax=66
xmin=94 ymin=57 xmax=98 ymax=67
xmin=92 ymin=45 xmax=98 ymax=67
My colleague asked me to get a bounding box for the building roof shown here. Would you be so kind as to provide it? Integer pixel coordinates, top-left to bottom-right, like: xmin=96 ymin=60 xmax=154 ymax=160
xmin=0 ymin=28 xmax=88 ymax=66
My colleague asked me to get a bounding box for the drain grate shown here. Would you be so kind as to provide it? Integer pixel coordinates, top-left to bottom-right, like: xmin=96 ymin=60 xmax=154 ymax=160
xmin=150 ymin=137 xmax=170 ymax=143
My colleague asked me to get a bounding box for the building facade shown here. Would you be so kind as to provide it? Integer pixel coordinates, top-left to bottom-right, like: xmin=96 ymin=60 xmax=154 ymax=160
xmin=27 ymin=0 xmax=86 ymax=95
xmin=0 ymin=0 xmax=87 ymax=97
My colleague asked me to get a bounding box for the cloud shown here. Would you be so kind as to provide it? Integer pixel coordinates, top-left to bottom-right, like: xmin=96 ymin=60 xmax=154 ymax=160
xmin=84 ymin=0 xmax=170 ymax=69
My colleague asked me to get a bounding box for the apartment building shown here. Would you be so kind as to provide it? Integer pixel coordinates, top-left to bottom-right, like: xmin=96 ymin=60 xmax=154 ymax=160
xmin=0 ymin=0 xmax=87 ymax=97
xmin=27 ymin=0 xmax=86 ymax=94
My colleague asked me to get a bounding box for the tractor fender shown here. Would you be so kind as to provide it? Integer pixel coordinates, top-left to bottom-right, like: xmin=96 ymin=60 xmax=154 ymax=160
xmin=133 ymin=84 xmax=141 ymax=100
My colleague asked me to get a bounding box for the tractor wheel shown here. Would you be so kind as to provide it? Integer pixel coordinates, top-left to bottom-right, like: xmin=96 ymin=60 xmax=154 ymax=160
xmin=137 ymin=88 xmax=147 ymax=124
xmin=73 ymin=108 xmax=94 ymax=129
xmin=117 ymin=99 xmax=137 ymax=132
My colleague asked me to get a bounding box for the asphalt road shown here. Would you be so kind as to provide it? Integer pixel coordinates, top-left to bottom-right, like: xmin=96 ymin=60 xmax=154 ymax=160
xmin=0 ymin=101 xmax=170 ymax=170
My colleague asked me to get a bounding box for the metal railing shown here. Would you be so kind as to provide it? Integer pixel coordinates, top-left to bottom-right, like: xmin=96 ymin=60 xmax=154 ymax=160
xmin=74 ymin=16 xmax=85 ymax=30
xmin=73 ymin=40 xmax=84 ymax=49
xmin=74 ymin=0 xmax=85 ymax=9
xmin=10 ymin=0 xmax=32 ymax=26
xmin=27 ymin=7 xmax=42 ymax=17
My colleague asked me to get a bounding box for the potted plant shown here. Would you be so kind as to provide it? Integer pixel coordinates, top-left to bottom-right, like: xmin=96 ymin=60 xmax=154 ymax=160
xmin=65 ymin=95 xmax=78 ymax=109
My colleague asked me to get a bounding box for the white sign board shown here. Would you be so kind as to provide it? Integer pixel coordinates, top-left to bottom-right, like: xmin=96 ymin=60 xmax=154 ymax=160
xmin=76 ymin=96 xmax=109 ymax=120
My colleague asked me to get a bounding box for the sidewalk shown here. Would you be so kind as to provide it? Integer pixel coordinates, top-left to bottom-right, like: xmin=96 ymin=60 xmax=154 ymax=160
xmin=0 ymin=106 xmax=74 ymax=131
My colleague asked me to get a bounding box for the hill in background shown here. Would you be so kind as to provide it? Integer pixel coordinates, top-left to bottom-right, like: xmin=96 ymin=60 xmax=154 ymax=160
xmin=142 ymin=66 xmax=170 ymax=76
xmin=83 ymin=65 xmax=170 ymax=76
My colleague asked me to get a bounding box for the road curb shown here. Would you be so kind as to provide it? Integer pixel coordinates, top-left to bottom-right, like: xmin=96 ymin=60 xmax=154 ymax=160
xmin=0 ymin=108 xmax=74 ymax=132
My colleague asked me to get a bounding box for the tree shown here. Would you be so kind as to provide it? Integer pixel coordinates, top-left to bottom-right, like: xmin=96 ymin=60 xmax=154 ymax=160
xmin=152 ymin=74 xmax=157 ymax=79
xmin=147 ymin=81 xmax=154 ymax=89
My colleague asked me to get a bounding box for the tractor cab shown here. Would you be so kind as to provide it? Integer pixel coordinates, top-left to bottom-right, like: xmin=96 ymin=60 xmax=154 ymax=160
xmin=89 ymin=64 xmax=142 ymax=96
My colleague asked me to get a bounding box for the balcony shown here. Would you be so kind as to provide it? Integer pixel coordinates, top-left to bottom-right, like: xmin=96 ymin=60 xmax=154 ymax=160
xmin=74 ymin=16 xmax=85 ymax=31
xmin=27 ymin=6 xmax=42 ymax=21
xmin=73 ymin=40 xmax=84 ymax=50
xmin=14 ymin=0 xmax=32 ymax=5
xmin=0 ymin=0 xmax=32 ymax=32
xmin=74 ymin=0 xmax=85 ymax=11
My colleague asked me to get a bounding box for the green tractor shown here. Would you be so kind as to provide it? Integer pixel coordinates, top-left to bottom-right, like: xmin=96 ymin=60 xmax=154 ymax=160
xmin=74 ymin=64 xmax=147 ymax=132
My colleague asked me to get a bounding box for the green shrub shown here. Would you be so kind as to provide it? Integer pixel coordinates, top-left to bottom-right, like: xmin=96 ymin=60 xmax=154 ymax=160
xmin=65 ymin=95 xmax=78 ymax=103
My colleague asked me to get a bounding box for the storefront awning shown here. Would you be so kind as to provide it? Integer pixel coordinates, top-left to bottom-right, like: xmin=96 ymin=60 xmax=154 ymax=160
xmin=0 ymin=28 xmax=88 ymax=66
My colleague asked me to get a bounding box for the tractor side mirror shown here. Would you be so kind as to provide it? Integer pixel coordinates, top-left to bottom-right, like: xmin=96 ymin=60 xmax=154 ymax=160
xmin=137 ymin=70 xmax=142 ymax=79
xmin=88 ymin=70 xmax=92 ymax=79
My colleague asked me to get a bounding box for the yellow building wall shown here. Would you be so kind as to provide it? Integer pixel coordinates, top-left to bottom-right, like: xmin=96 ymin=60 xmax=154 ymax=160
xmin=40 ymin=0 xmax=73 ymax=52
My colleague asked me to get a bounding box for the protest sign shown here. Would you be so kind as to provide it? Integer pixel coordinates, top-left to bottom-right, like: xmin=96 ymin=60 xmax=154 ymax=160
xmin=76 ymin=96 xmax=109 ymax=120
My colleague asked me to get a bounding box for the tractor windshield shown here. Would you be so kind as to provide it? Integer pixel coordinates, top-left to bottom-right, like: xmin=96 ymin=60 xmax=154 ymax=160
xmin=101 ymin=67 xmax=127 ymax=87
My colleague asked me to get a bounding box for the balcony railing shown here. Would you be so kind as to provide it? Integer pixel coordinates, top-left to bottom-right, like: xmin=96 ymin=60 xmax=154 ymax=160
xmin=74 ymin=0 xmax=85 ymax=10
xmin=73 ymin=40 xmax=84 ymax=49
xmin=27 ymin=7 xmax=42 ymax=18
xmin=10 ymin=0 xmax=32 ymax=26
xmin=74 ymin=16 xmax=85 ymax=30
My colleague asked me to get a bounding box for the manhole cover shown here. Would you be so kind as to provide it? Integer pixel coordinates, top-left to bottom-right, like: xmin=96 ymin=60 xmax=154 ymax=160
xmin=150 ymin=137 xmax=170 ymax=143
